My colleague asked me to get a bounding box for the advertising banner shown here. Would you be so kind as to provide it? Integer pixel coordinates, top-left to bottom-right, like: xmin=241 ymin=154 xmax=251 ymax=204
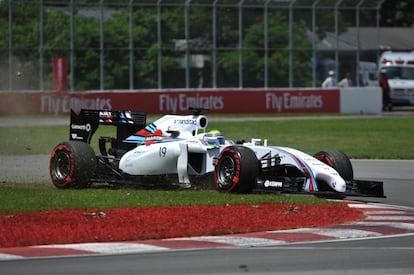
xmin=0 ymin=89 xmax=340 ymax=115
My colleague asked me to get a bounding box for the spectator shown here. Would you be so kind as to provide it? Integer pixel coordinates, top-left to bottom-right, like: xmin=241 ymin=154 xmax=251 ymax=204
xmin=378 ymin=69 xmax=392 ymax=111
xmin=338 ymin=73 xmax=352 ymax=87
xmin=321 ymin=70 xmax=336 ymax=88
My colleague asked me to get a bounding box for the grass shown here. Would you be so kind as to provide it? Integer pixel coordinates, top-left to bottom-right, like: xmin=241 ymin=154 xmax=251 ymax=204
xmin=0 ymin=183 xmax=327 ymax=213
xmin=211 ymin=118 xmax=414 ymax=159
xmin=1 ymin=117 xmax=413 ymax=159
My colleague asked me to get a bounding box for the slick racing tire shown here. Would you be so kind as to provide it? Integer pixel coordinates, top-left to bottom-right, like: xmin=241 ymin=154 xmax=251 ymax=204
xmin=214 ymin=146 xmax=259 ymax=193
xmin=50 ymin=141 xmax=97 ymax=188
xmin=313 ymin=150 xmax=354 ymax=181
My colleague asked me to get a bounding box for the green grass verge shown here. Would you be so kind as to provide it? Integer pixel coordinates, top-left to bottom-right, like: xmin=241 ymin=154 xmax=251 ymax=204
xmin=1 ymin=117 xmax=413 ymax=159
xmin=0 ymin=183 xmax=327 ymax=213
xmin=211 ymin=118 xmax=414 ymax=159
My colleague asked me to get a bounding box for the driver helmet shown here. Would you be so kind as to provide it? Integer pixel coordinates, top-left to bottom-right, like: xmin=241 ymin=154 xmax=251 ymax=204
xmin=205 ymin=129 xmax=225 ymax=145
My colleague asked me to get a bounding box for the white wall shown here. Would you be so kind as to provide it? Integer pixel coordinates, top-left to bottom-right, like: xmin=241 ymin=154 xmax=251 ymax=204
xmin=340 ymin=87 xmax=382 ymax=115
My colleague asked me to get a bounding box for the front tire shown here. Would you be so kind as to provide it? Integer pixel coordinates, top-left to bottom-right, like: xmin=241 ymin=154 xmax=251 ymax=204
xmin=313 ymin=150 xmax=353 ymax=181
xmin=50 ymin=141 xmax=97 ymax=188
xmin=214 ymin=146 xmax=259 ymax=193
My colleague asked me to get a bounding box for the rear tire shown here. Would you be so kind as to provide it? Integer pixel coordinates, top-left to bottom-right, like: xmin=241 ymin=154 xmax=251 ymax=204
xmin=50 ymin=141 xmax=97 ymax=188
xmin=313 ymin=150 xmax=353 ymax=181
xmin=214 ymin=146 xmax=259 ymax=193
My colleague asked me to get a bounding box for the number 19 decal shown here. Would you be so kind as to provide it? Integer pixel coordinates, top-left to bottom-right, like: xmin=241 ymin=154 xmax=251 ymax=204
xmin=159 ymin=147 xmax=167 ymax=157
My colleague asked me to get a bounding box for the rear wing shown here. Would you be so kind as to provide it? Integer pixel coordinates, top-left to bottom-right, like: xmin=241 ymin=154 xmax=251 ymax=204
xmin=69 ymin=109 xmax=147 ymax=144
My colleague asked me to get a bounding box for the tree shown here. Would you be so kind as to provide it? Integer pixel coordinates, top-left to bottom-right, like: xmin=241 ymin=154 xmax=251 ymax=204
xmin=218 ymin=11 xmax=312 ymax=87
xmin=380 ymin=0 xmax=414 ymax=27
xmin=0 ymin=2 xmax=41 ymax=89
xmin=0 ymin=1 xmax=410 ymax=91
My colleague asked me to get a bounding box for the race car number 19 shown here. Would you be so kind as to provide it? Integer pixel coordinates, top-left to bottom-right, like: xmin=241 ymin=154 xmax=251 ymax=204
xmin=159 ymin=147 xmax=167 ymax=157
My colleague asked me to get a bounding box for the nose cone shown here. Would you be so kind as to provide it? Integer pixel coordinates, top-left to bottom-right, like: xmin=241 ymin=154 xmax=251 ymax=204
xmin=332 ymin=178 xmax=346 ymax=193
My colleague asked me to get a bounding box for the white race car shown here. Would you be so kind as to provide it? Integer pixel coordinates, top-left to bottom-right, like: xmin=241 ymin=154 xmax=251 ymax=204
xmin=50 ymin=108 xmax=384 ymax=198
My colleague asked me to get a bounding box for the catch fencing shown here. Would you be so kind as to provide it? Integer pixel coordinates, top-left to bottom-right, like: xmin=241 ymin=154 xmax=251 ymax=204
xmin=0 ymin=0 xmax=384 ymax=91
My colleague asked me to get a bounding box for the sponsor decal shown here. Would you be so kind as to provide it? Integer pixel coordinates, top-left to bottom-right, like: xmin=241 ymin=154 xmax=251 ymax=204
xmin=265 ymin=92 xmax=323 ymax=112
xmin=159 ymin=93 xmax=224 ymax=113
xmin=71 ymin=133 xmax=83 ymax=140
xmin=173 ymin=119 xmax=197 ymax=125
xmin=41 ymin=95 xmax=112 ymax=115
xmin=99 ymin=111 xmax=114 ymax=123
xmin=99 ymin=111 xmax=113 ymax=118
xmin=71 ymin=123 xmax=92 ymax=132
xmin=264 ymin=180 xmax=283 ymax=188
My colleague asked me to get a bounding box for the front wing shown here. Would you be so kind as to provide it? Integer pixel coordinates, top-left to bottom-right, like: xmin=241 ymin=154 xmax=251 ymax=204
xmin=254 ymin=175 xmax=385 ymax=198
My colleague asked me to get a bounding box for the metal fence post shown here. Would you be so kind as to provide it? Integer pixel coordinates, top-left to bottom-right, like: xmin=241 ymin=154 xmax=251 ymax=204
xmin=376 ymin=0 xmax=385 ymax=61
xmin=157 ymin=0 xmax=162 ymax=89
xmin=8 ymin=0 xmax=13 ymax=90
xmin=355 ymin=0 xmax=364 ymax=87
xmin=312 ymin=0 xmax=320 ymax=87
xmin=129 ymin=0 xmax=134 ymax=90
xmin=335 ymin=0 xmax=343 ymax=85
xmin=238 ymin=0 xmax=244 ymax=88
xmin=70 ymin=0 xmax=74 ymax=91
xmin=39 ymin=0 xmax=44 ymax=91
xmin=100 ymin=0 xmax=105 ymax=90
xmin=185 ymin=0 xmax=191 ymax=89
xmin=212 ymin=0 xmax=217 ymax=89
xmin=264 ymin=0 xmax=270 ymax=88
xmin=288 ymin=0 xmax=295 ymax=88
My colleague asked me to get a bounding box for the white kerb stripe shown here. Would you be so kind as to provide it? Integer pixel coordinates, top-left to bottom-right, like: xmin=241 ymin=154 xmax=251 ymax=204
xmin=0 ymin=253 xmax=24 ymax=260
xmin=347 ymin=204 xmax=397 ymax=209
xmin=365 ymin=215 xmax=414 ymax=221
xmin=271 ymin=228 xmax=381 ymax=239
xmin=184 ymin=236 xmax=286 ymax=247
xmin=48 ymin=242 xmax=170 ymax=254
xmin=365 ymin=210 xmax=412 ymax=215
xmin=352 ymin=222 xmax=414 ymax=230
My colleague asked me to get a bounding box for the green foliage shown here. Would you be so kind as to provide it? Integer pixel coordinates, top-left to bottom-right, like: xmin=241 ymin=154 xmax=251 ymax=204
xmin=380 ymin=0 xmax=414 ymax=27
xmin=218 ymin=11 xmax=312 ymax=87
xmin=209 ymin=118 xmax=414 ymax=160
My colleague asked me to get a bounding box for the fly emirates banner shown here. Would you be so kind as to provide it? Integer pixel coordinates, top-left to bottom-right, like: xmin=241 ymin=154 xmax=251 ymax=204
xmin=1 ymin=89 xmax=339 ymax=115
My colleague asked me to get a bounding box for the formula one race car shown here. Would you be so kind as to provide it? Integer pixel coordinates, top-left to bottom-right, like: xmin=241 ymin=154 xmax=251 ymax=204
xmin=50 ymin=108 xmax=385 ymax=198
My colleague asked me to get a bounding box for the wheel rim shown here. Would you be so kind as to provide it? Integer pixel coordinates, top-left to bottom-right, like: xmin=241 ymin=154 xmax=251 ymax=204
xmin=217 ymin=155 xmax=236 ymax=189
xmin=53 ymin=150 xmax=71 ymax=181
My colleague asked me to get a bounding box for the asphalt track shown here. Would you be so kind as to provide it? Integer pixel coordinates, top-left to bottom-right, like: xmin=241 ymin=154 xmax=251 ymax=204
xmin=1 ymin=110 xmax=413 ymax=274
